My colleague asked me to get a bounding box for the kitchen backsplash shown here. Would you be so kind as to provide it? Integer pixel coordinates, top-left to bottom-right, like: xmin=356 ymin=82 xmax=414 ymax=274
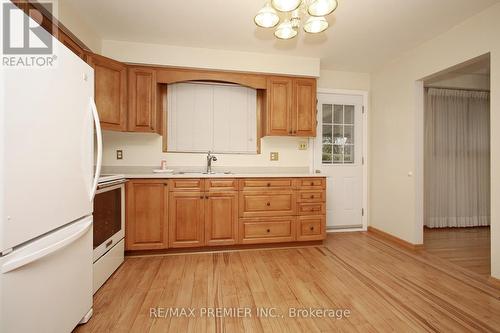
xmin=101 ymin=131 xmax=312 ymax=168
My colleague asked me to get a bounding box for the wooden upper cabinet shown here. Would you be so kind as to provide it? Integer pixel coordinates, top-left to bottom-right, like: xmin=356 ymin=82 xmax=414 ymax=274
xmin=293 ymin=78 xmax=317 ymax=137
xmin=266 ymin=77 xmax=293 ymax=136
xmin=169 ymin=192 xmax=205 ymax=248
xmin=205 ymin=192 xmax=239 ymax=246
xmin=87 ymin=53 xmax=128 ymax=131
xmin=265 ymin=76 xmax=317 ymax=137
xmin=128 ymin=67 xmax=160 ymax=133
xmin=125 ymin=180 xmax=168 ymax=251
xmin=59 ymin=31 xmax=86 ymax=60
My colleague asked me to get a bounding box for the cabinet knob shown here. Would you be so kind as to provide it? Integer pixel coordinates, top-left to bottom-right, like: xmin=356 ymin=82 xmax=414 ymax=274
xmin=267 ymin=183 xmax=271 ymax=187
xmin=310 ymin=195 xmax=315 ymax=199
xmin=310 ymin=182 xmax=314 ymax=186
xmin=200 ymin=196 xmax=204 ymax=199
xmin=310 ymin=226 xmax=315 ymax=231
xmin=266 ymin=229 xmax=271 ymax=233
xmin=266 ymin=202 xmax=271 ymax=206
xmin=205 ymin=195 xmax=209 ymax=199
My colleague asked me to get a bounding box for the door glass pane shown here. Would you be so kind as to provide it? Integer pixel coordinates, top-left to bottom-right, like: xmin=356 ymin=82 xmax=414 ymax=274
xmin=321 ymin=102 xmax=358 ymax=165
xmin=322 ymin=104 xmax=333 ymax=124
xmin=344 ymin=125 xmax=354 ymax=144
xmin=322 ymin=145 xmax=332 ymax=163
xmin=333 ymin=125 xmax=344 ymax=145
xmin=344 ymin=145 xmax=354 ymax=164
xmin=322 ymin=125 xmax=332 ymax=144
xmin=334 ymin=105 xmax=343 ymax=124
xmin=344 ymin=105 xmax=354 ymax=124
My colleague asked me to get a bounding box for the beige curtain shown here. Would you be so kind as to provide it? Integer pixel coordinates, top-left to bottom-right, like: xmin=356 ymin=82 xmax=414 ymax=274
xmin=424 ymin=88 xmax=490 ymax=228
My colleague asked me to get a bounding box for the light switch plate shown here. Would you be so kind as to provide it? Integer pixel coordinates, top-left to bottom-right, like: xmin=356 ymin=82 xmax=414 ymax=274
xmin=116 ymin=150 xmax=123 ymax=160
xmin=270 ymin=152 xmax=279 ymax=161
xmin=298 ymin=142 xmax=308 ymax=150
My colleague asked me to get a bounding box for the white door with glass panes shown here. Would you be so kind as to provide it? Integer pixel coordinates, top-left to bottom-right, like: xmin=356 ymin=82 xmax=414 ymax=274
xmin=314 ymin=93 xmax=364 ymax=229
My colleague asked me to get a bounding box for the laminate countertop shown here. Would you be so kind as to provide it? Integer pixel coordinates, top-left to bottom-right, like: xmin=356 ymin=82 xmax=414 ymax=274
xmin=101 ymin=166 xmax=325 ymax=179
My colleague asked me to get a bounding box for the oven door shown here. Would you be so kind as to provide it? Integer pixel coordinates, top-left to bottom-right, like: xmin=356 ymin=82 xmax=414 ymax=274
xmin=93 ymin=181 xmax=125 ymax=262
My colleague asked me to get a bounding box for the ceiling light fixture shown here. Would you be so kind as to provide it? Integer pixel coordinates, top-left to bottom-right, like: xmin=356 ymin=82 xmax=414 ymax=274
xmin=254 ymin=3 xmax=280 ymax=28
xmin=254 ymin=0 xmax=338 ymax=40
xmin=308 ymin=0 xmax=338 ymax=16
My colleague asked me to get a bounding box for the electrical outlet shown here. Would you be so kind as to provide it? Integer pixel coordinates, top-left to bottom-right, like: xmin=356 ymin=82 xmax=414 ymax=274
xmin=270 ymin=152 xmax=279 ymax=161
xmin=116 ymin=150 xmax=123 ymax=160
xmin=298 ymin=142 xmax=308 ymax=150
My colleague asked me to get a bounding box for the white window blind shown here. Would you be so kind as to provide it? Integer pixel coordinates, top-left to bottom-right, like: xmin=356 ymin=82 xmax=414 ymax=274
xmin=167 ymin=82 xmax=257 ymax=153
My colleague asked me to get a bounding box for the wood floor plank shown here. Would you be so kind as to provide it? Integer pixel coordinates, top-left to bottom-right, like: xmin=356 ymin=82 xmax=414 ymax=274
xmin=75 ymin=233 xmax=500 ymax=333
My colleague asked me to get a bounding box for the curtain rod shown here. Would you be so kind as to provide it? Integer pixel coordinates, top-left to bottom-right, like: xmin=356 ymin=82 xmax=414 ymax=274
xmin=424 ymin=86 xmax=490 ymax=93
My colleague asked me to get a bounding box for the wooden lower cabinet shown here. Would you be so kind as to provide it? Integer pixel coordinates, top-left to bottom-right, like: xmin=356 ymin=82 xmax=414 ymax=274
xmin=205 ymin=192 xmax=238 ymax=246
xmin=296 ymin=216 xmax=325 ymax=241
xmin=125 ymin=177 xmax=326 ymax=252
xmin=125 ymin=180 xmax=168 ymax=251
xmin=239 ymin=216 xmax=296 ymax=244
xmin=168 ymin=192 xmax=205 ymax=248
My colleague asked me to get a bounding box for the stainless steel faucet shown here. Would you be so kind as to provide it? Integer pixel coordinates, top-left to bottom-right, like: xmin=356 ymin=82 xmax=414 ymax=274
xmin=206 ymin=151 xmax=217 ymax=174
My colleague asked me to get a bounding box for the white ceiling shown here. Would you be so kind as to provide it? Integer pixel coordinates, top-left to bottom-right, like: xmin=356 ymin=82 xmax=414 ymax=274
xmin=63 ymin=0 xmax=499 ymax=72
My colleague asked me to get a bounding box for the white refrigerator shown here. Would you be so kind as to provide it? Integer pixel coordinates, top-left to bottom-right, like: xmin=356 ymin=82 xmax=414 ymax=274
xmin=0 ymin=9 xmax=102 ymax=333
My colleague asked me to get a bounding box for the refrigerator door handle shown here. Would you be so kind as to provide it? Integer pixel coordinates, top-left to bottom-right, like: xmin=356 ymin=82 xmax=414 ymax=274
xmin=1 ymin=218 xmax=92 ymax=274
xmin=90 ymin=98 xmax=103 ymax=201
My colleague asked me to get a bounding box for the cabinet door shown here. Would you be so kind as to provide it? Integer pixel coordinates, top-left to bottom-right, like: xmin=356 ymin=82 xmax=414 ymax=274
xmin=169 ymin=192 xmax=205 ymax=248
xmin=266 ymin=77 xmax=293 ymax=136
xmin=128 ymin=67 xmax=159 ymax=133
xmin=205 ymin=192 xmax=238 ymax=246
xmin=293 ymin=78 xmax=317 ymax=137
xmin=87 ymin=53 xmax=128 ymax=131
xmin=125 ymin=180 xmax=168 ymax=250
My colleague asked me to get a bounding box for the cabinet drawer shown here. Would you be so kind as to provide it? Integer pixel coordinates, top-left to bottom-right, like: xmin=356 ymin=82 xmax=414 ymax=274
xmin=297 ymin=178 xmax=326 ymax=189
xmin=297 ymin=190 xmax=325 ymax=203
xmin=239 ymin=191 xmax=296 ymax=217
xmin=297 ymin=216 xmax=325 ymax=241
xmin=239 ymin=217 xmax=295 ymax=244
xmin=297 ymin=202 xmax=325 ymax=215
xmin=206 ymin=179 xmax=238 ymax=191
xmin=239 ymin=178 xmax=294 ymax=190
xmin=169 ymin=179 xmax=204 ymax=191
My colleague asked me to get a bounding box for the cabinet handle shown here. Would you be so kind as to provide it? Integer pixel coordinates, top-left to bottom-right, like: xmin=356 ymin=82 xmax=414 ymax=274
xmin=266 ymin=202 xmax=271 ymax=206
xmin=266 ymin=229 xmax=271 ymax=233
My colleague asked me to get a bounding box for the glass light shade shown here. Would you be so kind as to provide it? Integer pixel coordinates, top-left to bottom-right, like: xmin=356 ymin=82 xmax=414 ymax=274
xmin=254 ymin=4 xmax=280 ymax=28
xmin=274 ymin=20 xmax=298 ymax=39
xmin=308 ymin=0 xmax=338 ymax=16
xmin=271 ymin=0 xmax=301 ymax=12
xmin=303 ymin=16 xmax=329 ymax=33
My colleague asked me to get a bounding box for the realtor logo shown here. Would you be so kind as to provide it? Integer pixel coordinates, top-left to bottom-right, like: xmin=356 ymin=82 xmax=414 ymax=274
xmin=2 ymin=2 xmax=52 ymax=54
xmin=2 ymin=1 xmax=56 ymax=67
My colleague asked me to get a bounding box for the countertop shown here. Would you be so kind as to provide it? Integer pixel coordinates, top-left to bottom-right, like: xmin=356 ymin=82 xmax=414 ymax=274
xmin=123 ymin=173 xmax=325 ymax=179
xmin=100 ymin=166 xmax=325 ymax=179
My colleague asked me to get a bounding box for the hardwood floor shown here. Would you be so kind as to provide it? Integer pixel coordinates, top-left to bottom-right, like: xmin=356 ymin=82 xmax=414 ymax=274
xmin=75 ymin=232 xmax=500 ymax=333
xmin=424 ymin=227 xmax=491 ymax=277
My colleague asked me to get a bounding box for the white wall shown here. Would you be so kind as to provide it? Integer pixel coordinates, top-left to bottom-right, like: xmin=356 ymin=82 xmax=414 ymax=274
xmin=370 ymin=3 xmax=499 ymax=278
xmin=102 ymin=132 xmax=310 ymax=168
xmin=426 ymin=73 xmax=490 ymax=90
xmin=51 ymin=0 xmax=102 ymax=52
xmin=102 ymin=40 xmax=320 ymax=77
xmin=318 ymin=69 xmax=371 ymax=91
